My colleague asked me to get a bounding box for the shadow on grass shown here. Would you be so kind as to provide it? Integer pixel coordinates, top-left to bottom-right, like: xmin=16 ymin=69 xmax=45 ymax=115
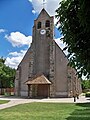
xmin=66 ymin=103 xmax=90 ymax=120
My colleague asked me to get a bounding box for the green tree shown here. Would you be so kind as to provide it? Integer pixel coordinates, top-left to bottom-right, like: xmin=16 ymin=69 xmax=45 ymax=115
xmin=56 ymin=0 xmax=90 ymax=78
xmin=81 ymin=80 xmax=90 ymax=90
xmin=0 ymin=57 xmax=16 ymax=90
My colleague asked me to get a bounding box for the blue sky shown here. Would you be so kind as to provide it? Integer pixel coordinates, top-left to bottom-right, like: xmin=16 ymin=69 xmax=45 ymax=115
xmin=0 ymin=0 xmax=64 ymax=69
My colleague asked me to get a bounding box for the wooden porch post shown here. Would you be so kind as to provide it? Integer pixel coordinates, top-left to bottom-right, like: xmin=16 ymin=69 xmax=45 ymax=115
xmin=28 ymin=85 xmax=30 ymax=98
xmin=48 ymin=85 xmax=50 ymax=98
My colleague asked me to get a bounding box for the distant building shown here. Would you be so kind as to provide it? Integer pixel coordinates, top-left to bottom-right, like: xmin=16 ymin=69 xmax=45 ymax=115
xmin=15 ymin=9 xmax=82 ymax=98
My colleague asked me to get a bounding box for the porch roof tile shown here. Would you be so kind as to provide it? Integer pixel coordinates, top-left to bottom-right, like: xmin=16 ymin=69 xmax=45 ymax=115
xmin=25 ymin=75 xmax=51 ymax=85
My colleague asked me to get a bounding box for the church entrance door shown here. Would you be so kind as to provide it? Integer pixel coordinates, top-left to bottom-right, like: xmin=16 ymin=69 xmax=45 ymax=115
xmin=37 ymin=84 xmax=49 ymax=98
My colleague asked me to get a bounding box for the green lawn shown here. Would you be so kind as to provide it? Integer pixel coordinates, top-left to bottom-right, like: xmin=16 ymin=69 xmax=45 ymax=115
xmin=0 ymin=102 xmax=90 ymax=120
xmin=0 ymin=100 xmax=9 ymax=104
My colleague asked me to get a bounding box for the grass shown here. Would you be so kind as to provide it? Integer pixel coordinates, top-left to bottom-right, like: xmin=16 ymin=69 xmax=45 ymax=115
xmin=0 ymin=100 xmax=9 ymax=104
xmin=0 ymin=102 xmax=90 ymax=120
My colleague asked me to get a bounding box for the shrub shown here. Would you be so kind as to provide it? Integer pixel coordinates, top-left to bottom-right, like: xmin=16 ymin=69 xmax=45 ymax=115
xmin=85 ymin=92 xmax=90 ymax=97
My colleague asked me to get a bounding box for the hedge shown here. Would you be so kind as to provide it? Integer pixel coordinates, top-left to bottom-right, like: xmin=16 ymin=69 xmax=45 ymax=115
xmin=85 ymin=92 xmax=90 ymax=97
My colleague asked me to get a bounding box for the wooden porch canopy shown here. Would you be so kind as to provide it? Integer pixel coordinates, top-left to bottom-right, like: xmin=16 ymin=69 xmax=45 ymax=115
xmin=25 ymin=75 xmax=51 ymax=98
xmin=25 ymin=75 xmax=51 ymax=85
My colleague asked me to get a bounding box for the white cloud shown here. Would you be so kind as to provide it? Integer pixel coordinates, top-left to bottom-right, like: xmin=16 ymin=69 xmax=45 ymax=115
xmin=32 ymin=10 xmax=36 ymax=14
xmin=5 ymin=50 xmax=27 ymax=69
xmin=28 ymin=0 xmax=32 ymax=2
xmin=29 ymin=0 xmax=60 ymax=15
xmin=0 ymin=29 xmax=6 ymax=33
xmin=29 ymin=0 xmax=61 ymax=27
xmin=54 ymin=17 xmax=60 ymax=28
xmin=5 ymin=32 xmax=32 ymax=47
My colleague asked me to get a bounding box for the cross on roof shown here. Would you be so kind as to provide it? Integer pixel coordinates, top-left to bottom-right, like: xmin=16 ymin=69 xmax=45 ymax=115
xmin=42 ymin=0 xmax=46 ymax=8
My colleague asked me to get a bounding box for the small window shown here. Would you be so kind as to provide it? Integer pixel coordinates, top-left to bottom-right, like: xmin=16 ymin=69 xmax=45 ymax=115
xmin=45 ymin=20 xmax=50 ymax=27
xmin=37 ymin=21 xmax=41 ymax=29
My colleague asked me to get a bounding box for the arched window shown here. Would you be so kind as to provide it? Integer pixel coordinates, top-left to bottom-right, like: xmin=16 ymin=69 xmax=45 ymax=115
xmin=45 ymin=20 xmax=50 ymax=27
xmin=37 ymin=21 xmax=41 ymax=29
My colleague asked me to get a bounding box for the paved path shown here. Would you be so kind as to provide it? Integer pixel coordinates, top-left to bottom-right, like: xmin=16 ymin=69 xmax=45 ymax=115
xmin=0 ymin=95 xmax=90 ymax=110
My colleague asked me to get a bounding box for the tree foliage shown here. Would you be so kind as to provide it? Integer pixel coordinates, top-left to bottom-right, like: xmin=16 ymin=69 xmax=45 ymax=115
xmin=81 ymin=80 xmax=90 ymax=90
xmin=56 ymin=0 xmax=90 ymax=78
xmin=0 ymin=57 xmax=16 ymax=88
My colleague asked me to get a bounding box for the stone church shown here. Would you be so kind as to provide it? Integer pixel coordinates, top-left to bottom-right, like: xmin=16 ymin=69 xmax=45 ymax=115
xmin=15 ymin=8 xmax=82 ymax=98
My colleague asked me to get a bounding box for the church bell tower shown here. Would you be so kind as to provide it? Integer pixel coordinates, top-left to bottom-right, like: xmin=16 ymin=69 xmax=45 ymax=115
xmin=32 ymin=8 xmax=55 ymax=78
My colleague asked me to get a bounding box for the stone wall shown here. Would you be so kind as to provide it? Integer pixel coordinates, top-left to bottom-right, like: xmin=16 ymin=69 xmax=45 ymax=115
xmin=67 ymin=66 xmax=82 ymax=97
